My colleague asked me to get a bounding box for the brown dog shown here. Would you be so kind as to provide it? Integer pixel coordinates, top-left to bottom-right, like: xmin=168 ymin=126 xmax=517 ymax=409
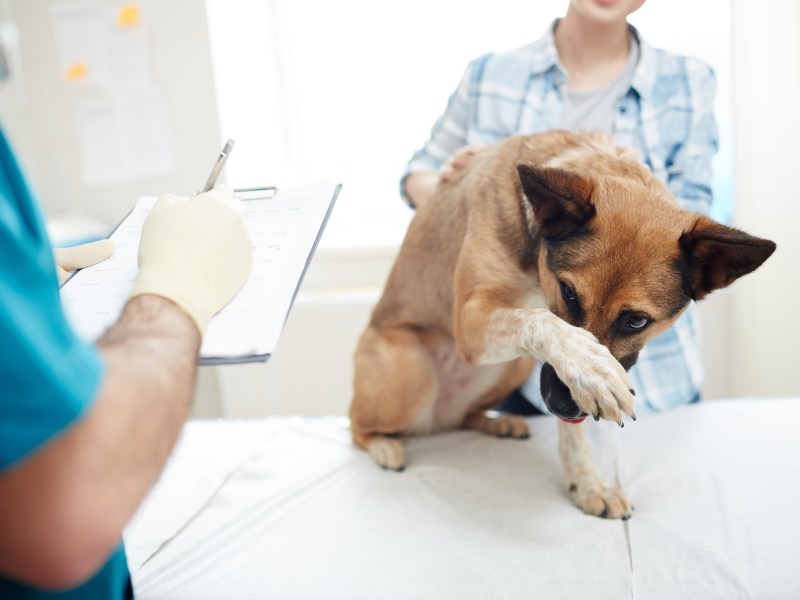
xmin=349 ymin=131 xmax=775 ymax=519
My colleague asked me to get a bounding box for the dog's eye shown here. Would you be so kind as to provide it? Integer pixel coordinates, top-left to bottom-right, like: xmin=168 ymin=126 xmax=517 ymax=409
xmin=625 ymin=315 xmax=649 ymax=330
xmin=560 ymin=281 xmax=577 ymax=304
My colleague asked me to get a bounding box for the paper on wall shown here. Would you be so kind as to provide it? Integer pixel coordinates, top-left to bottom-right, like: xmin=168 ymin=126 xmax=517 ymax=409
xmin=77 ymin=89 xmax=174 ymax=186
xmin=51 ymin=1 xmax=150 ymax=89
xmin=52 ymin=2 xmax=173 ymax=186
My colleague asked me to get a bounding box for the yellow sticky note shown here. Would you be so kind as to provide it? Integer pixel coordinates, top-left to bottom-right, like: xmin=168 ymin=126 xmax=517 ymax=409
xmin=117 ymin=4 xmax=140 ymax=28
xmin=65 ymin=62 xmax=87 ymax=81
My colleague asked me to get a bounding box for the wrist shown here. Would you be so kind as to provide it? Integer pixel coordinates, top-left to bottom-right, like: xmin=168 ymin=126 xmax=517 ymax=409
xmin=119 ymin=294 xmax=202 ymax=347
xmin=130 ymin=262 xmax=213 ymax=334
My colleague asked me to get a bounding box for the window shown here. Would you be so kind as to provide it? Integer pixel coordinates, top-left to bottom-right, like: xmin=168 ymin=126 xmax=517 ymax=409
xmin=205 ymin=0 xmax=733 ymax=250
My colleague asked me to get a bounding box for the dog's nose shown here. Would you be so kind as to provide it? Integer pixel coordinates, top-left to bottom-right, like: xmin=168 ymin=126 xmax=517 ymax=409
xmin=619 ymin=352 xmax=639 ymax=371
xmin=540 ymin=363 xmax=586 ymax=421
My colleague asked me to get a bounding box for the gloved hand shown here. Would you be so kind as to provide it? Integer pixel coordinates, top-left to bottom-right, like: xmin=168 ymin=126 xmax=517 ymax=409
xmin=54 ymin=239 xmax=116 ymax=285
xmin=129 ymin=186 xmax=253 ymax=334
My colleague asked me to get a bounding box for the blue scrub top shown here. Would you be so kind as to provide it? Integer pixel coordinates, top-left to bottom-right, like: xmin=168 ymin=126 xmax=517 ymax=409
xmin=0 ymin=126 xmax=132 ymax=598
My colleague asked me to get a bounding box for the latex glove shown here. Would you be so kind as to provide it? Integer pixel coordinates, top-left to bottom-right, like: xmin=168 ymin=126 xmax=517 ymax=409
xmin=54 ymin=239 xmax=116 ymax=285
xmin=129 ymin=186 xmax=253 ymax=334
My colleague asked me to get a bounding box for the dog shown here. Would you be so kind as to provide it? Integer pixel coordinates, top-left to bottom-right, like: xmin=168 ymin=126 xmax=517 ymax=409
xmin=349 ymin=130 xmax=775 ymax=519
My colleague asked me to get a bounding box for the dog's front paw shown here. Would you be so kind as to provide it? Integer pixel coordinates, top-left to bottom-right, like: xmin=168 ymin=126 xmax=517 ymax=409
xmin=569 ymin=477 xmax=632 ymax=520
xmin=545 ymin=319 xmax=635 ymax=425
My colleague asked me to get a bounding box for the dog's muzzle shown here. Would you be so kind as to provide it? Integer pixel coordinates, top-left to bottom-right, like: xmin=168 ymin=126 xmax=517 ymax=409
xmin=540 ymin=352 xmax=639 ymax=423
xmin=540 ymin=363 xmax=586 ymax=423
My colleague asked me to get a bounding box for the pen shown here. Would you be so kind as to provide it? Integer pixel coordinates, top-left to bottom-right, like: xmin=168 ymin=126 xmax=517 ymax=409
xmin=199 ymin=138 xmax=235 ymax=194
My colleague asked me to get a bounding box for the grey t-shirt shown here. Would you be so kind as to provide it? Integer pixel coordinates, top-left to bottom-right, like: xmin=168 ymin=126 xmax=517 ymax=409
xmin=559 ymin=33 xmax=639 ymax=134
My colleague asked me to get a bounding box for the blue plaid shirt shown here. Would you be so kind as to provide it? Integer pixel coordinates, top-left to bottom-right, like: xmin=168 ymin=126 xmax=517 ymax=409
xmin=403 ymin=23 xmax=719 ymax=415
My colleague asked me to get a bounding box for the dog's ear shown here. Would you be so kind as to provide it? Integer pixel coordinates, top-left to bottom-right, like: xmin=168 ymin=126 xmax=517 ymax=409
xmin=679 ymin=215 xmax=776 ymax=300
xmin=517 ymin=164 xmax=595 ymax=239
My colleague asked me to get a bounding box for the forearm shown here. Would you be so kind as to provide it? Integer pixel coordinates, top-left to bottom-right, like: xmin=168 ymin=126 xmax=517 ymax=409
xmin=0 ymin=295 xmax=200 ymax=589
xmin=92 ymin=294 xmax=200 ymax=520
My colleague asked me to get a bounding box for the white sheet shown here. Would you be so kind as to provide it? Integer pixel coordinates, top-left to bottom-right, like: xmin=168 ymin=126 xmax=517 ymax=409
xmin=124 ymin=399 xmax=800 ymax=599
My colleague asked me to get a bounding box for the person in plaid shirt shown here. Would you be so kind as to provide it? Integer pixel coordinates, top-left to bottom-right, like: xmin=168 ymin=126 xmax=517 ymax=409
xmin=401 ymin=0 xmax=718 ymax=416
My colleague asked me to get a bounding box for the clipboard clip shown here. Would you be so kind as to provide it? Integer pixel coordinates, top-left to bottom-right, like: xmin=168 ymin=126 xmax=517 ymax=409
xmin=197 ymin=140 xmax=278 ymax=200
xmin=234 ymin=186 xmax=279 ymax=200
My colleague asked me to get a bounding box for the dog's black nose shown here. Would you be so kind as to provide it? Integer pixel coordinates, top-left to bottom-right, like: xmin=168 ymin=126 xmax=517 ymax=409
xmin=540 ymin=363 xmax=585 ymax=420
xmin=619 ymin=352 xmax=639 ymax=371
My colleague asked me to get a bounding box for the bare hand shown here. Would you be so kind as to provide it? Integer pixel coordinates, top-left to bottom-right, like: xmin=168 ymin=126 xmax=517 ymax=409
xmin=438 ymin=145 xmax=484 ymax=186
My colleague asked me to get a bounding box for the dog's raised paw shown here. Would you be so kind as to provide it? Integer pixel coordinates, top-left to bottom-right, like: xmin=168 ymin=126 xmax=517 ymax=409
xmin=367 ymin=436 xmax=407 ymax=471
xmin=569 ymin=478 xmax=632 ymax=520
xmin=564 ymin=348 xmax=634 ymax=424
xmin=540 ymin=313 xmax=635 ymax=424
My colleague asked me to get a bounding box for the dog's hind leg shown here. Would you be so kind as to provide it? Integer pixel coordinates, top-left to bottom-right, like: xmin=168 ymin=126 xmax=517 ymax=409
xmin=557 ymin=420 xmax=632 ymax=520
xmin=463 ymin=411 xmax=530 ymax=438
xmin=350 ymin=326 xmax=438 ymax=471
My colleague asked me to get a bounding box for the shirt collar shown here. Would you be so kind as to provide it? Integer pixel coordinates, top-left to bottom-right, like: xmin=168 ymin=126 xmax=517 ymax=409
xmin=628 ymin=24 xmax=658 ymax=101
xmin=528 ymin=20 xmax=562 ymax=76
xmin=530 ymin=20 xmax=657 ymax=100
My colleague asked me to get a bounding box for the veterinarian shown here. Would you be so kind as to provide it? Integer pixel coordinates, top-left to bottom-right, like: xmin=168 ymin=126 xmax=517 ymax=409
xmin=0 ymin=75 xmax=252 ymax=600
xmin=402 ymin=0 xmax=717 ymax=416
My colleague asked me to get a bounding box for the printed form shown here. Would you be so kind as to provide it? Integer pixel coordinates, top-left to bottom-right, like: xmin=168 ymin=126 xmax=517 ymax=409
xmin=61 ymin=181 xmax=339 ymax=363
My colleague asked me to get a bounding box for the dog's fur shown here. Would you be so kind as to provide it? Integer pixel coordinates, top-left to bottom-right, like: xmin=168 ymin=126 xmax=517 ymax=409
xmin=349 ymin=131 xmax=775 ymax=519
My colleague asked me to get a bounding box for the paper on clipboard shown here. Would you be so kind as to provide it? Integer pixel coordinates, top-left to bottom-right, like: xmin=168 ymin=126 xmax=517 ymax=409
xmin=60 ymin=180 xmax=340 ymax=364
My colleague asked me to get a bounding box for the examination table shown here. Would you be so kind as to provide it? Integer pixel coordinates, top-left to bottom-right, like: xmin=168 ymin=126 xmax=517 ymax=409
xmin=124 ymin=398 xmax=800 ymax=599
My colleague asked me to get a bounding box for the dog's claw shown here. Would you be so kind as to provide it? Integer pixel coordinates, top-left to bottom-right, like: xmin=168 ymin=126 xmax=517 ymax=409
xmin=629 ymin=388 xmax=636 ymax=396
xmin=617 ymin=420 xmax=624 ymax=428
xmin=593 ymin=412 xmax=600 ymax=422
xmin=631 ymin=412 xmax=637 ymax=421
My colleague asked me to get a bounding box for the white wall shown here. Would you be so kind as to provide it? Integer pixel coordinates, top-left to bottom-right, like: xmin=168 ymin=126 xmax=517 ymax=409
xmin=728 ymin=0 xmax=800 ymax=397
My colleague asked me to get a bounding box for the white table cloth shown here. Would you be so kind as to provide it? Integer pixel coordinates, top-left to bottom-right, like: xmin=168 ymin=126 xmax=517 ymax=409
xmin=124 ymin=398 xmax=800 ymax=599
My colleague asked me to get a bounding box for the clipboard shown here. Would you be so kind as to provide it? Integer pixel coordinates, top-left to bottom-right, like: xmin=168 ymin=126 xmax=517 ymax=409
xmin=60 ymin=181 xmax=341 ymax=365
xmin=201 ymin=182 xmax=341 ymax=364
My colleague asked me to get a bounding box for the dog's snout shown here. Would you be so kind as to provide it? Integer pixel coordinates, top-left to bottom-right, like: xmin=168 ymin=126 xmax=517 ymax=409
xmin=619 ymin=352 xmax=639 ymax=371
xmin=540 ymin=363 xmax=585 ymax=420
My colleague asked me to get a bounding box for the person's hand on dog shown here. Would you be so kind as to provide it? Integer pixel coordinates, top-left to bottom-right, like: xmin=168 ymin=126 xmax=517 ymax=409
xmin=438 ymin=144 xmax=484 ymax=186
xmin=54 ymin=239 xmax=116 ymax=285
xmin=404 ymin=145 xmax=484 ymax=210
